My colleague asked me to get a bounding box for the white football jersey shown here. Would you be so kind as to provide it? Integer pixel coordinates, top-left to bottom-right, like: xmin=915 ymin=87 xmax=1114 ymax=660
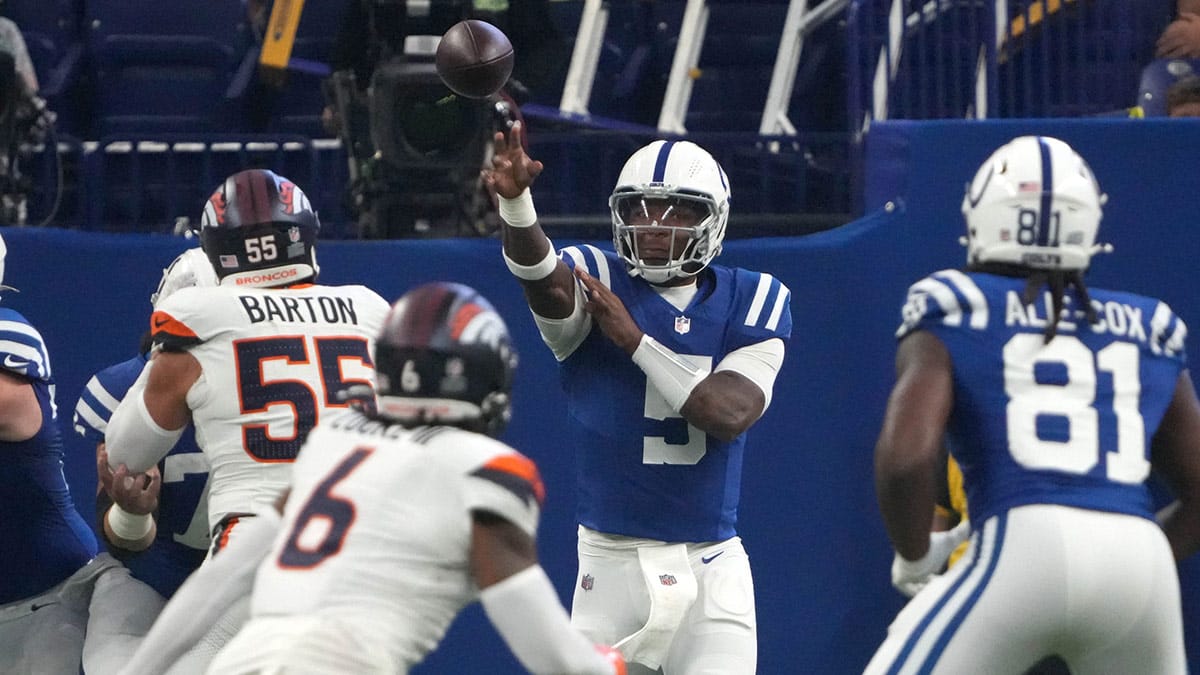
xmin=211 ymin=408 xmax=544 ymax=673
xmin=151 ymin=283 xmax=389 ymax=530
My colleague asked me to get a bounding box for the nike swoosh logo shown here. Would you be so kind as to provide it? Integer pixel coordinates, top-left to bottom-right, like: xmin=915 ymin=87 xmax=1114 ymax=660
xmin=30 ymin=602 xmax=54 ymax=611
xmin=152 ymin=316 xmax=170 ymax=329
xmin=701 ymin=551 xmax=724 ymax=564
xmin=3 ymin=355 xmax=26 ymax=370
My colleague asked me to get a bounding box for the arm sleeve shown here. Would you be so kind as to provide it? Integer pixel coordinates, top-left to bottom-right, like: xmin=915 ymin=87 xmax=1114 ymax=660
xmin=104 ymin=374 xmax=184 ymax=473
xmin=480 ymin=565 xmax=618 ymax=675
xmin=713 ymin=338 xmax=785 ymax=412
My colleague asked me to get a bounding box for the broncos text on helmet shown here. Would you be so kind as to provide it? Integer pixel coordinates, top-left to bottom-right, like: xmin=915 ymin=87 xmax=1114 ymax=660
xmin=962 ymin=135 xmax=1109 ymax=272
xmin=609 ymin=140 xmax=731 ymax=285
xmin=199 ymin=169 xmax=320 ymax=288
xmin=373 ymin=282 xmax=518 ymax=437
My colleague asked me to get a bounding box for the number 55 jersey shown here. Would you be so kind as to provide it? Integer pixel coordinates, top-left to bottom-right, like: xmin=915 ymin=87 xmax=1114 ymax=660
xmin=149 ymin=283 xmax=389 ymax=536
xmin=898 ymin=269 xmax=1188 ymax=524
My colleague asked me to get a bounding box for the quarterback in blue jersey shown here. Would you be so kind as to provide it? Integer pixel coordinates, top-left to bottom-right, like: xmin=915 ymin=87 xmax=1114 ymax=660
xmin=867 ymin=136 xmax=1200 ymax=674
xmin=73 ymin=248 xmax=215 ymax=598
xmin=487 ymin=124 xmax=791 ymax=674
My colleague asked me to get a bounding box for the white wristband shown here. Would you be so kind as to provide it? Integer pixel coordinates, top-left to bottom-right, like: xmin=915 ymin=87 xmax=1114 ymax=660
xmin=632 ymin=335 xmax=709 ymax=412
xmin=499 ymin=188 xmax=538 ymax=228
xmin=504 ymin=245 xmax=559 ymax=281
xmin=107 ymin=504 xmax=153 ymax=541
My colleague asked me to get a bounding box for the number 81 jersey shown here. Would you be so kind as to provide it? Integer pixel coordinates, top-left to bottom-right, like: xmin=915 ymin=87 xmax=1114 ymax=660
xmin=151 ymin=283 xmax=389 ymax=530
xmin=897 ymin=269 xmax=1188 ymax=524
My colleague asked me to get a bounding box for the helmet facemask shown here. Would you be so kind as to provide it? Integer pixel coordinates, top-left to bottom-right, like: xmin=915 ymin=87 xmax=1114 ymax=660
xmin=611 ymin=190 xmax=722 ymax=285
xmin=610 ymin=140 xmax=731 ymax=285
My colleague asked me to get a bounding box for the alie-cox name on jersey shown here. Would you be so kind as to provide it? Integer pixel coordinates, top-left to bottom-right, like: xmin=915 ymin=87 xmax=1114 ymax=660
xmin=1007 ymin=291 xmax=1148 ymax=342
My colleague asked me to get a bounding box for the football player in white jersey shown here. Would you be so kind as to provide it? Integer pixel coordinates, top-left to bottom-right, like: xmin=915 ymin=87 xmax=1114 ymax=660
xmin=119 ymin=282 xmax=625 ymax=674
xmin=485 ymin=123 xmax=792 ymax=674
xmin=104 ymin=169 xmax=390 ymax=672
xmin=867 ymin=136 xmax=1200 ymax=674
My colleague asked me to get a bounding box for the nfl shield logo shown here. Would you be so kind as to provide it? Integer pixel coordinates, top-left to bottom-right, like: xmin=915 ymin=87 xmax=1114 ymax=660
xmin=659 ymin=574 xmax=677 ymax=586
xmin=288 ymin=226 xmax=301 ymax=242
xmin=581 ymin=574 xmax=594 ymax=591
xmin=674 ymin=316 xmax=691 ymax=335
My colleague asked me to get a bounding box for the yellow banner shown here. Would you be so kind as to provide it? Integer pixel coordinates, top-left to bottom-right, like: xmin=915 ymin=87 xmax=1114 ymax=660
xmin=260 ymin=0 xmax=305 ymax=70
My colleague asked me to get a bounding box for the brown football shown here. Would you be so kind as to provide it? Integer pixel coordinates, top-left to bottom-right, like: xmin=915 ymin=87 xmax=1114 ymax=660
xmin=435 ymin=19 xmax=515 ymax=99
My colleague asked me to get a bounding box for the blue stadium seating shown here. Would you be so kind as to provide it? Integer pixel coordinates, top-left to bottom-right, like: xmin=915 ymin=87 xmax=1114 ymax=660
xmin=85 ymin=0 xmax=248 ymax=136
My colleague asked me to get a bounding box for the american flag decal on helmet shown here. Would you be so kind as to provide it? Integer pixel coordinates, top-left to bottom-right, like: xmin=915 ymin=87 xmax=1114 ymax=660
xmin=659 ymin=574 xmax=677 ymax=586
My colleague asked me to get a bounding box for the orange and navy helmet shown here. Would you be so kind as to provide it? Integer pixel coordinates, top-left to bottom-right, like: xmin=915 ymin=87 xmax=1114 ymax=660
xmin=199 ymin=169 xmax=320 ymax=288
xmin=373 ymin=282 xmax=518 ymax=437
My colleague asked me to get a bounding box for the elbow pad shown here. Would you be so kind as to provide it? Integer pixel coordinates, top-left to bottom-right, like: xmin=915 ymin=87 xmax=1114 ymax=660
xmin=105 ymin=393 xmax=184 ymax=473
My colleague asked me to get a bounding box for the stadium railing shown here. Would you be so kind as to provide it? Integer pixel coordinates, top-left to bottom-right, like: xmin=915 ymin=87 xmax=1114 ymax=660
xmin=846 ymin=0 xmax=1171 ymax=128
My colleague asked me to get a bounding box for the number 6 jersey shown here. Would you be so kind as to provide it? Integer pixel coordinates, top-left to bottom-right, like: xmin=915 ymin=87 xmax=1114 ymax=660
xmin=898 ymin=269 xmax=1188 ymax=524
xmin=149 ymin=283 xmax=389 ymax=532
xmin=217 ymin=409 xmax=545 ymax=672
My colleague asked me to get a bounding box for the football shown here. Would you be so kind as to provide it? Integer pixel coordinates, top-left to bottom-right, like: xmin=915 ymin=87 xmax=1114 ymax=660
xmin=435 ymin=19 xmax=515 ymax=99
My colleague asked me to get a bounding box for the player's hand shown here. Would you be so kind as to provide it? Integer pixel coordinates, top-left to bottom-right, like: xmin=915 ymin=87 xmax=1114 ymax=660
xmin=594 ymin=644 xmax=627 ymax=675
xmin=575 ymin=267 xmax=644 ymax=354
xmin=1157 ymin=13 xmax=1200 ymax=58
xmin=891 ymin=519 xmax=971 ymax=598
xmin=98 ymin=447 xmax=161 ymax=516
xmin=484 ymin=120 xmax=544 ymax=199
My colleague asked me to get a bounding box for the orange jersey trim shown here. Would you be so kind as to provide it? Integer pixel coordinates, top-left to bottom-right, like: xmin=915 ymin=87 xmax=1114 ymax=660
xmin=482 ymin=454 xmax=546 ymax=506
xmin=150 ymin=310 xmax=198 ymax=339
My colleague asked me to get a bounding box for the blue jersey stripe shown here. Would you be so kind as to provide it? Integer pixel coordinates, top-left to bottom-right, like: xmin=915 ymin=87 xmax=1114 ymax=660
xmin=652 ymin=141 xmax=677 ymax=183
xmin=1037 ymin=137 xmax=1054 ymax=247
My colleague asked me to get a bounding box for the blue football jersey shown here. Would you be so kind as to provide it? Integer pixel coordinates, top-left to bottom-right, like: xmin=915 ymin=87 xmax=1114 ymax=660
xmin=559 ymin=246 xmax=792 ymax=542
xmin=73 ymin=355 xmax=208 ymax=598
xmin=0 ymin=308 xmax=98 ymax=603
xmin=898 ymin=270 xmax=1188 ymax=524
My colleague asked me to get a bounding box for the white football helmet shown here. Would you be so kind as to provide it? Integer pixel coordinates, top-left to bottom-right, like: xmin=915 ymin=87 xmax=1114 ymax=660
xmin=962 ymin=135 xmax=1107 ymax=271
xmin=151 ymin=247 xmax=219 ymax=309
xmin=610 ymin=140 xmax=731 ymax=284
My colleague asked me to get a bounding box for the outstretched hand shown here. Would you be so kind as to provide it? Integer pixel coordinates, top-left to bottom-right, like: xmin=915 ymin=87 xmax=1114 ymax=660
xmin=483 ymin=120 xmax=544 ymax=199
xmin=575 ymin=268 xmax=644 ymax=355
